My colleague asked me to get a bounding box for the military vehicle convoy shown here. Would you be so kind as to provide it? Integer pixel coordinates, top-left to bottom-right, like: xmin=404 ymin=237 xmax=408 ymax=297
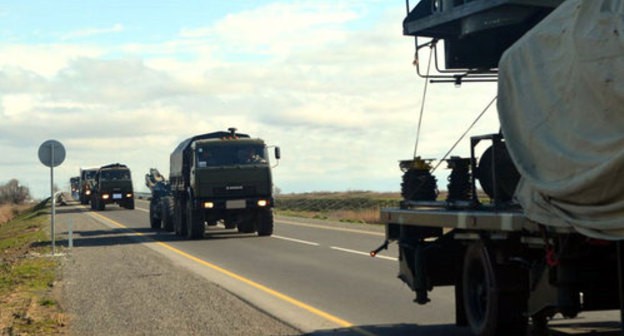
xmin=375 ymin=1 xmax=624 ymax=335
xmin=148 ymin=128 xmax=280 ymax=239
xmin=90 ymin=163 xmax=134 ymax=211
xmin=78 ymin=167 xmax=98 ymax=205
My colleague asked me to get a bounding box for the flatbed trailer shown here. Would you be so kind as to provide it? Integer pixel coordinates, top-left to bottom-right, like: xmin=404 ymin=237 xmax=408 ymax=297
xmin=379 ymin=202 xmax=624 ymax=336
xmin=377 ymin=0 xmax=624 ymax=334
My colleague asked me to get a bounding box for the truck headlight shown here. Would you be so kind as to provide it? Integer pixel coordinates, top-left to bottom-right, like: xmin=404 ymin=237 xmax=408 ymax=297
xmin=257 ymin=199 xmax=268 ymax=207
xmin=203 ymin=202 xmax=214 ymax=209
xmin=102 ymin=194 xmax=110 ymax=200
xmin=86 ymin=190 xmax=91 ymax=195
xmin=126 ymin=193 xmax=133 ymax=198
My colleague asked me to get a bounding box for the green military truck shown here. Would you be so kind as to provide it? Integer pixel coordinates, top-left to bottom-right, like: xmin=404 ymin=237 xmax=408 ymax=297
xmin=166 ymin=128 xmax=280 ymax=239
xmin=79 ymin=167 xmax=98 ymax=205
xmin=70 ymin=176 xmax=80 ymax=200
xmin=90 ymin=163 xmax=135 ymax=211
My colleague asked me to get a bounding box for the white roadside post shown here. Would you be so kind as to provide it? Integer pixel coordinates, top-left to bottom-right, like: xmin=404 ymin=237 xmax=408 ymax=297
xmin=38 ymin=139 xmax=66 ymax=255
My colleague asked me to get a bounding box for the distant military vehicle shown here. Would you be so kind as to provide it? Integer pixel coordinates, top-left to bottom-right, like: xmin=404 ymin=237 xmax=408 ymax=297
xmin=90 ymin=163 xmax=135 ymax=211
xmin=79 ymin=168 xmax=98 ymax=205
xmin=145 ymin=168 xmax=174 ymax=231
xmin=159 ymin=128 xmax=280 ymax=239
xmin=70 ymin=176 xmax=80 ymax=200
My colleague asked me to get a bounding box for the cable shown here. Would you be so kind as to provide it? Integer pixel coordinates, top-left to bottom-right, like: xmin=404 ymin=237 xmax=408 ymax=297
xmin=412 ymin=44 xmax=434 ymax=158
xmin=432 ymin=95 xmax=497 ymax=173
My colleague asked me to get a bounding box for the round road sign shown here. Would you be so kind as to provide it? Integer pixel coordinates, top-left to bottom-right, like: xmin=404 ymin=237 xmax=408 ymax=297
xmin=38 ymin=139 xmax=66 ymax=167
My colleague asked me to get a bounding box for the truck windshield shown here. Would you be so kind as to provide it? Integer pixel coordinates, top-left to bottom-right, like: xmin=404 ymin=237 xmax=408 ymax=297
xmin=100 ymin=170 xmax=131 ymax=181
xmin=84 ymin=171 xmax=96 ymax=179
xmin=196 ymin=144 xmax=268 ymax=167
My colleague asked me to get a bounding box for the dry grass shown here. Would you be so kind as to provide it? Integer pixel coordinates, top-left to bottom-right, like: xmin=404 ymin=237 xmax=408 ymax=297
xmin=275 ymin=191 xmax=401 ymax=224
xmin=0 ymin=203 xmax=31 ymax=225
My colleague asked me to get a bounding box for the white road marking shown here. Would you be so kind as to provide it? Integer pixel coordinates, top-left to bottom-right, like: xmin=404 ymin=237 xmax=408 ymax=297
xmin=272 ymin=235 xmax=320 ymax=246
xmin=330 ymin=246 xmax=398 ymax=261
xmin=135 ymin=207 xmax=148 ymax=213
xmin=276 ymin=218 xmax=384 ymax=237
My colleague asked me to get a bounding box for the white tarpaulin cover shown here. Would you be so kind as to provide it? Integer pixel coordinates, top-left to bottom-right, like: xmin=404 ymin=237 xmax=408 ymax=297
xmin=498 ymin=0 xmax=624 ymax=239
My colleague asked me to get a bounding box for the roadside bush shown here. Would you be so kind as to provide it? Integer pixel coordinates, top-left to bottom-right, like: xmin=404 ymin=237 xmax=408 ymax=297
xmin=0 ymin=179 xmax=30 ymax=205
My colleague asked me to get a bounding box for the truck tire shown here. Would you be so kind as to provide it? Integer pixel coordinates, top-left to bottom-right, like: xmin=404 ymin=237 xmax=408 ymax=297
xmin=125 ymin=199 xmax=135 ymax=210
xmin=237 ymin=213 xmax=255 ymax=234
xmin=149 ymin=199 xmax=161 ymax=229
xmin=161 ymin=196 xmax=174 ymax=232
xmin=462 ymin=242 xmax=528 ymax=336
xmin=98 ymin=198 xmax=105 ymax=211
xmin=90 ymin=196 xmax=96 ymax=210
xmin=256 ymin=209 xmax=273 ymax=236
xmin=174 ymin=198 xmax=188 ymax=237
xmin=186 ymin=202 xmax=204 ymax=239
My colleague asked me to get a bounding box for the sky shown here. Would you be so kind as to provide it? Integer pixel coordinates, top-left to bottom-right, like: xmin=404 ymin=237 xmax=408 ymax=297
xmin=0 ymin=0 xmax=498 ymax=199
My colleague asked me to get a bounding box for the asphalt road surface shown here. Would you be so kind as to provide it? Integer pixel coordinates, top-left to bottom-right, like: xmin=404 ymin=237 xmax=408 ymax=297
xmin=54 ymin=199 xmax=622 ymax=336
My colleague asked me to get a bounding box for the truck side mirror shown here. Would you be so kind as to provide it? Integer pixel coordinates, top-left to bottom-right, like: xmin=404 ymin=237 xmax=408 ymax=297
xmin=275 ymin=147 xmax=281 ymax=160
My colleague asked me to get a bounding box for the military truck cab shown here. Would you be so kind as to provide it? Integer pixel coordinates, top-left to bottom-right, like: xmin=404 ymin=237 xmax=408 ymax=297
xmin=90 ymin=163 xmax=135 ymax=211
xmin=169 ymin=128 xmax=280 ymax=239
xmin=79 ymin=168 xmax=98 ymax=205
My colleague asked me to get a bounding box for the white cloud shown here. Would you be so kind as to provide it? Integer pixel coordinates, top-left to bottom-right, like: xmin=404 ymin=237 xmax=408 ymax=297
xmin=61 ymin=23 xmax=124 ymax=40
xmin=0 ymin=1 xmax=502 ymax=199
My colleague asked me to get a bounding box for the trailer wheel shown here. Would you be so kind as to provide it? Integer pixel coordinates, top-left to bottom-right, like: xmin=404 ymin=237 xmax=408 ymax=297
xmin=149 ymin=199 xmax=161 ymax=229
xmin=462 ymin=242 xmax=528 ymax=336
xmin=186 ymin=202 xmax=204 ymax=239
xmin=161 ymin=196 xmax=174 ymax=232
xmin=256 ymin=209 xmax=273 ymax=236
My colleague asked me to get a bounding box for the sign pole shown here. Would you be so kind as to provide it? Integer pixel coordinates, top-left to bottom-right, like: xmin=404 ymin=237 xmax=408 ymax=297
xmin=38 ymin=139 xmax=65 ymax=256
xmin=50 ymin=142 xmax=56 ymax=255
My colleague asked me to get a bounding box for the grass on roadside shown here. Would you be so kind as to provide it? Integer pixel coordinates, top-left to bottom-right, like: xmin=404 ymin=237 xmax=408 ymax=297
xmin=275 ymin=191 xmax=401 ymax=224
xmin=0 ymin=201 xmax=66 ymax=335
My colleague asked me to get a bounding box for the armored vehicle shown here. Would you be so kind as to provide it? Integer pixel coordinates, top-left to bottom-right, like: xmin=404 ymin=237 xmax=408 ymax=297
xmin=168 ymin=128 xmax=280 ymax=239
xmin=79 ymin=168 xmax=98 ymax=205
xmin=90 ymin=163 xmax=134 ymax=211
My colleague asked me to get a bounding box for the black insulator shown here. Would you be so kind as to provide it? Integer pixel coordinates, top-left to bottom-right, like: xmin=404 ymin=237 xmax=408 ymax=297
xmin=446 ymin=156 xmax=472 ymax=202
xmin=401 ymin=168 xmax=438 ymax=201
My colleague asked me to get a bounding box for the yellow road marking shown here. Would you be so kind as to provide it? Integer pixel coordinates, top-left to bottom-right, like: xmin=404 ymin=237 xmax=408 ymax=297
xmin=86 ymin=211 xmax=368 ymax=332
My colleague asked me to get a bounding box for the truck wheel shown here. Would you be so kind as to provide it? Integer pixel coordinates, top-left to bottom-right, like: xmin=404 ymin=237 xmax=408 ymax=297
xmin=98 ymin=198 xmax=105 ymax=211
xmin=237 ymin=213 xmax=255 ymax=234
xmin=149 ymin=199 xmax=161 ymax=229
xmin=256 ymin=209 xmax=273 ymax=236
xmin=125 ymin=199 xmax=135 ymax=210
xmin=90 ymin=196 xmax=96 ymax=210
xmin=462 ymin=242 xmax=528 ymax=336
xmin=174 ymin=199 xmax=188 ymax=237
xmin=186 ymin=202 xmax=204 ymax=239
xmin=161 ymin=196 xmax=174 ymax=232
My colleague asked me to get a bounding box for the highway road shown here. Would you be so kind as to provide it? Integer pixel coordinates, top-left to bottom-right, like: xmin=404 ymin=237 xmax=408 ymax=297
xmin=72 ymin=199 xmax=620 ymax=336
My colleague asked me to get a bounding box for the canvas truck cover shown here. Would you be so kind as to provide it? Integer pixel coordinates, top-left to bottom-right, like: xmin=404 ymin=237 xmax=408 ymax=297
xmin=498 ymin=0 xmax=624 ymax=239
